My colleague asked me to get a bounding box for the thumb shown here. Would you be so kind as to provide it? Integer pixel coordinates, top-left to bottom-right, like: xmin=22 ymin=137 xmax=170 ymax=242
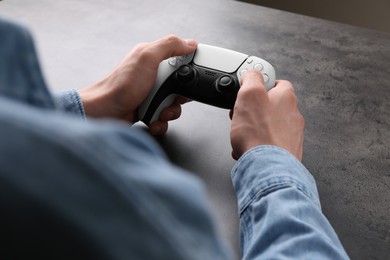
xmin=236 ymin=69 xmax=269 ymax=105
xmin=150 ymin=35 xmax=197 ymax=61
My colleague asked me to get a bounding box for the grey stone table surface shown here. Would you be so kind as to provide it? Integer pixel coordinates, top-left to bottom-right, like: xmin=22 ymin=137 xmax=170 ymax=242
xmin=1 ymin=0 xmax=390 ymax=259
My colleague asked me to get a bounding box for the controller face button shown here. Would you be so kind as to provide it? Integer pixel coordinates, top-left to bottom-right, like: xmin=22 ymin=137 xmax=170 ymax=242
xmin=216 ymin=75 xmax=235 ymax=93
xmin=177 ymin=65 xmax=195 ymax=81
xmin=254 ymin=63 xmax=264 ymax=71
xmin=263 ymin=73 xmax=269 ymax=83
xmin=239 ymin=69 xmax=248 ymax=76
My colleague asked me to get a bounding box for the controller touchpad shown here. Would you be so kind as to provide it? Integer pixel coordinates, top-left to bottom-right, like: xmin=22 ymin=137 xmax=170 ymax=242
xmin=193 ymin=44 xmax=248 ymax=73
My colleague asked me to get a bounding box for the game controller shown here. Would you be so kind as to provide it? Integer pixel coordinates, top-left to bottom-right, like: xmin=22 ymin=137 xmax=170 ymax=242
xmin=138 ymin=44 xmax=276 ymax=125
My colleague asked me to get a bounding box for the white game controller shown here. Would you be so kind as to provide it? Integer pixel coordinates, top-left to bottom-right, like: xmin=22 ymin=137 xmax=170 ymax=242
xmin=138 ymin=44 xmax=276 ymax=125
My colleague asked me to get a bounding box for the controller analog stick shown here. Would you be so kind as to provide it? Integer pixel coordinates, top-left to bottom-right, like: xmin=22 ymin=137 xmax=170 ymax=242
xmin=177 ymin=65 xmax=195 ymax=81
xmin=216 ymin=75 xmax=235 ymax=93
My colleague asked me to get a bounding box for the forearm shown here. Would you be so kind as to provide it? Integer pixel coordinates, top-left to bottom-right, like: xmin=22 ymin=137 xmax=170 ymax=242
xmin=232 ymin=146 xmax=349 ymax=259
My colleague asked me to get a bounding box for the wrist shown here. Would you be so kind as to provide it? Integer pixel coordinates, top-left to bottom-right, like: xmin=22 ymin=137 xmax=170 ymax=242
xmin=78 ymin=80 xmax=111 ymax=118
xmin=237 ymin=145 xmax=295 ymax=164
xmin=79 ymin=78 xmax=139 ymax=123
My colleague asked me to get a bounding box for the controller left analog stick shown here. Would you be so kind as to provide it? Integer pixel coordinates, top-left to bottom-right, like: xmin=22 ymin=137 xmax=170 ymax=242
xmin=177 ymin=65 xmax=195 ymax=81
xmin=216 ymin=75 xmax=235 ymax=93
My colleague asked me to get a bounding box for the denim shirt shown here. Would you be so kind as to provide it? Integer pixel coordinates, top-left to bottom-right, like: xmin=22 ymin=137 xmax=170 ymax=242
xmin=0 ymin=18 xmax=348 ymax=259
xmin=53 ymin=90 xmax=349 ymax=259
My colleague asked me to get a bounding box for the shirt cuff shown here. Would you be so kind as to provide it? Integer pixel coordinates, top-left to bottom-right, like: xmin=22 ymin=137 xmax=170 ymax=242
xmin=231 ymin=145 xmax=321 ymax=215
xmin=54 ymin=89 xmax=86 ymax=119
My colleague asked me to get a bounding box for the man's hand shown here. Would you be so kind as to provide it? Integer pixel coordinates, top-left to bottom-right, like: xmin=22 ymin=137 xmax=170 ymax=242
xmin=230 ymin=70 xmax=304 ymax=161
xmin=79 ymin=35 xmax=197 ymax=135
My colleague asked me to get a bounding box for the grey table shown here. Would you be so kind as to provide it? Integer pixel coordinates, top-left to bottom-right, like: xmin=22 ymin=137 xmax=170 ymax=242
xmin=2 ymin=0 xmax=390 ymax=259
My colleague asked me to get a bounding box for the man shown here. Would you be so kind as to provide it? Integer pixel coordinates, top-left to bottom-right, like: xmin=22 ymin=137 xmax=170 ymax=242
xmin=0 ymin=18 xmax=348 ymax=259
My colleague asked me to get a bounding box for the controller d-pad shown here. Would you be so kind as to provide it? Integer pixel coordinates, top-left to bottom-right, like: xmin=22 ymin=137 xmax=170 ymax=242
xmin=168 ymin=57 xmax=177 ymax=66
xmin=178 ymin=54 xmax=189 ymax=61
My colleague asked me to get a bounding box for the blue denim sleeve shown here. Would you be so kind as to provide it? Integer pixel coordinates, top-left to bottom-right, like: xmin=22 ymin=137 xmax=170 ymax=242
xmin=0 ymin=97 xmax=232 ymax=259
xmin=54 ymin=89 xmax=86 ymax=119
xmin=0 ymin=18 xmax=56 ymax=109
xmin=1 ymin=17 xmax=232 ymax=259
xmin=232 ymin=146 xmax=349 ymax=259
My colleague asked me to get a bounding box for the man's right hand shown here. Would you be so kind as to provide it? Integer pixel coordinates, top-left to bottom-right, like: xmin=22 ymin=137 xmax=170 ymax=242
xmin=230 ymin=70 xmax=305 ymax=161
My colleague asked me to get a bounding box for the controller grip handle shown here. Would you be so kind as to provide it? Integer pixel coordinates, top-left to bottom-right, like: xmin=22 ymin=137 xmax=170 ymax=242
xmin=141 ymin=94 xmax=178 ymax=125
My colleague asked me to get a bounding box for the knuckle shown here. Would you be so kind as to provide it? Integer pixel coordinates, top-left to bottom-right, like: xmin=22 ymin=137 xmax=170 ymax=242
xmin=132 ymin=42 xmax=155 ymax=62
xmin=279 ymin=81 xmax=298 ymax=104
xmin=163 ymin=34 xmax=181 ymax=45
xmin=238 ymin=84 xmax=263 ymax=103
xmin=134 ymin=35 xmax=183 ymax=63
xmin=280 ymin=80 xmax=295 ymax=93
xmin=132 ymin=42 xmax=148 ymax=54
